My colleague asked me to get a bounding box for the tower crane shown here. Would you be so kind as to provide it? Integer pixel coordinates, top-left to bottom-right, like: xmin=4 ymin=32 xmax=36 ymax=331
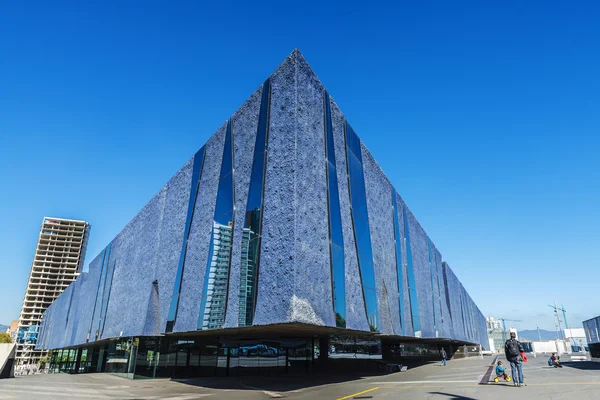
xmin=500 ymin=318 xmax=522 ymax=343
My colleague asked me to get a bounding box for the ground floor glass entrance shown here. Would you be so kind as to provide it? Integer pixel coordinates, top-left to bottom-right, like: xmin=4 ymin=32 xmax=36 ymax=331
xmin=46 ymin=334 xmax=464 ymax=379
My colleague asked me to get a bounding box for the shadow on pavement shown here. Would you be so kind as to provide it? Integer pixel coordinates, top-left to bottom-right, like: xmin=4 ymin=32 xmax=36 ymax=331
xmin=174 ymin=374 xmax=366 ymax=393
xmin=174 ymin=361 xmax=440 ymax=393
xmin=561 ymin=361 xmax=600 ymax=370
xmin=428 ymin=391 xmax=478 ymax=399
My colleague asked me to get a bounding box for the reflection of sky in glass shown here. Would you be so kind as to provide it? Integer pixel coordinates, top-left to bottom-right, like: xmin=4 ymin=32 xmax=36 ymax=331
xmin=442 ymin=263 xmax=453 ymax=322
xmin=434 ymin=252 xmax=443 ymax=326
xmin=324 ymin=91 xmax=346 ymax=328
xmin=165 ymin=146 xmax=206 ymax=332
xmin=240 ymin=79 xmax=270 ymax=327
xmin=403 ymin=207 xmax=421 ymax=335
xmin=392 ymin=190 xmax=405 ymax=335
xmin=88 ymin=246 xmax=110 ymax=340
xmin=99 ymin=258 xmax=117 ymax=338
xmin=199 ymin=120 xmax=235 ymax=330
xmin=345 ymin=122 xmax=379 ymax=331
xmin=428 ymin=238 xmax=438 ymax=333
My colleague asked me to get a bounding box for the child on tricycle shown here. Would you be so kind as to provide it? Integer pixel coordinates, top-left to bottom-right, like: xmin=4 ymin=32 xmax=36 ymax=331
xmin=494 ymin=361 xmax=512 ymax=382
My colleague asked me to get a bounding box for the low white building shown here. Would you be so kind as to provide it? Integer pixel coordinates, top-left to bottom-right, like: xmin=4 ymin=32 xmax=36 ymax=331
xmin=564 ymin=328 xmax=587 ymax=351
xmin=530 ymin=340 xmax=572 ymax=355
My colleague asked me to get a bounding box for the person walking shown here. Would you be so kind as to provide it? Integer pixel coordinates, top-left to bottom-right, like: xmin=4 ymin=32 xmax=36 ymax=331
xmin=440 ymin=347 xmax=447 ymax=366
xmin=504 ymin=332 xmax=526 ymax=387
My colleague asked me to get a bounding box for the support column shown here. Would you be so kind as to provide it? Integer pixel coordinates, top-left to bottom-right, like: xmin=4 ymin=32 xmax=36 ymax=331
xmin=319 ymin=335 xmax=329 ymax=366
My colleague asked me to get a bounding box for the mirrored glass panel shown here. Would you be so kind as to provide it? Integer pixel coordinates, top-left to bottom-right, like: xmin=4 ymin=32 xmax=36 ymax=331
xmin=428 ymin=239 xmax=438 ymax=333
xmin=213 ymin=172 xmax=233 ymax=218
xmin=331 ymin=243 xmax=346 ymax=328
xmin=199 ymin=120 xmax=235 ymax=330
xmin=88 ymin=246 xmax=109 ymax=341
xmin=344 ymin=120 xmax=379 ymax=332
xmin=324 ymin=91 xmax=346 ymax=328
xmin=403 ymin=207 xmax=421 ymax=336
xmin=239 ymin=78 xmax=271 ymax=327
xmin=391 ymin=190 xmax=405 ymax=335
xmin=99 ymin=259 xmax=117 ymax=338
xmin=166 ymin=146 xmax=206 ymax=332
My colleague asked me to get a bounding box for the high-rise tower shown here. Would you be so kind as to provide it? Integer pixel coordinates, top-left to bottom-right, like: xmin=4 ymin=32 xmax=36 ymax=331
xmin=16 ymin=217 xmax=90 ymax=365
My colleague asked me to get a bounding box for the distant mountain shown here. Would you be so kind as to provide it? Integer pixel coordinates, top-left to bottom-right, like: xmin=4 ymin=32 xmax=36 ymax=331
xmin=0 ymin=324 xmax=8 ymax=332
xmin=519 ymin=329 xmax=560 ymax=341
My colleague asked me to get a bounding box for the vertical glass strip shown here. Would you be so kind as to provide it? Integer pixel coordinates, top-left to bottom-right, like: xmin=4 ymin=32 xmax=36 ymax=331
xmin=428 ymin=238 xmax=438 ymax=336
xmin=64 ymin=282 xmax=76 ymax=327
xmin=391 ymin=189 xmax=405 ymax=335
xmin=198 ymin=119 xmax=235 ymax=330
xmin=239 ymin=78 xmax=271 ymax=327
xmin=459 ymin=289 xmax=467 ymax=339
xmin=434 ymin=251 xmax=444 ymax=325
xmin=324 ymin=91 xmax=346 ymax=328
xmin=87 ymin=247 xmax=108 ymax=342
xmin=95 ymin=244 xmax=111 ymax=340
xmin=99 ymin=259 xmax=117 ymax=338
xmin=165 ymin=146 xmax=207 ymax=332
xmin=403 ymin=207 xmax=421 ymax=337
xmin=343 ymin=121 xmax=379 ymax=332
xmin=442 ymin=262 xmax=453 ymax=321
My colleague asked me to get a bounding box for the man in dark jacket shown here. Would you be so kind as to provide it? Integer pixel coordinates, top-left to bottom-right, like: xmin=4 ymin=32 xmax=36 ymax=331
xmin=440 ymin=348 xmax=447 ymax=366
xmin=504 ymin=332 xmax=526 ymax=386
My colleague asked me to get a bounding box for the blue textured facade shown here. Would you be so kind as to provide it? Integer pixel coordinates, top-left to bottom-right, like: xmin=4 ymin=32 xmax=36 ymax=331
xmin=37 ymin=50 xmax=487 ymax=353
xmin=583 ymin=316 xmax=600 ymax=361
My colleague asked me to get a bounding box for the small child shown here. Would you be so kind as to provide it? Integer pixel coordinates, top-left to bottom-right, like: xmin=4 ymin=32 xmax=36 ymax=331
xmin=496 ymin=361 xmax=509 ymax=380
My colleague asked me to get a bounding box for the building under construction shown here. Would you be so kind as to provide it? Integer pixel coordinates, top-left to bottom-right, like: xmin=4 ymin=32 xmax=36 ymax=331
xmin=16 ymin=217 xmax=90 ymax=365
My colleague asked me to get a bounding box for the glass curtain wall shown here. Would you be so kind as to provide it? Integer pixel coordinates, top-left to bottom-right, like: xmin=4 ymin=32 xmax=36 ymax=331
xmin=323 ymin=91 xmax=346 ymax=328
xmin=343 ymin=122 xmax=379 ymax=332
xmin=427 ymin=239 xmax=438 ymax=336
xmin=166 ymin=146 xmax=207 ymax=332
xmin=391 ymin=190 xmax=405 ymax=335
xmin=98 ymin=258 xmax=117 ymax=339
xmin=403 ymin=207 xmax=421 ymax=337
xmin=199 ymin=120 xmax=235 ymax=330
xmin=87 ymin=245 xmax=110 ymax=342
xmin=239 ymin=78 xmax=271 ymax=327
xmin=105 ymin=337 xmax=136 ymax=379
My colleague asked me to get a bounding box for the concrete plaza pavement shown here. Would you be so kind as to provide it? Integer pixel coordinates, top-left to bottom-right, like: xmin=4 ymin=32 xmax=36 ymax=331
xmin=313 ymin=354 xmax=600 ymax=400
xmin=2 ymin=354 xmax=600 ymax=399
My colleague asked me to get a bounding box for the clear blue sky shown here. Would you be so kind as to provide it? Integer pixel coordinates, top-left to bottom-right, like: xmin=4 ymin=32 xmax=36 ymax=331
xmin=1 ymin=1 xmax=598 ymax=332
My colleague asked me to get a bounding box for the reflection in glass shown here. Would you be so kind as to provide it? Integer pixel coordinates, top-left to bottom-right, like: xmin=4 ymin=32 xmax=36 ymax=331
xmin=199 ymin=120 xmax=235 ymax=330
xmin=403 ymin=207 xmax=422 ymax=337
xmin=433 ymin=249 xmax=444 ymax=327
xmin=239 ymin=78 xmax=271 ymax=327
xmin=391 ymin=189 xmax=405 ymax=335
xmin=329 ymin=335 xmax=382 ymax=359
xmin=324 ymin=91 xmax=346 ymax=328
xmin=428 ymin=238 xmax=438 ymax=335
xmin=166 ymin=146 xmax=207 ymax=332
xmin=344 ymin=121 xmax=379 ymax=332
xmin=459 ymin=289 xmax=467 ymax=338
xmin=99 ymin=259 xmax=117 ymax=339
xmin=442 ymin=262 xmax=453 ymax=321
xmin=88 ymin=245 xmax=110 ymax=342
